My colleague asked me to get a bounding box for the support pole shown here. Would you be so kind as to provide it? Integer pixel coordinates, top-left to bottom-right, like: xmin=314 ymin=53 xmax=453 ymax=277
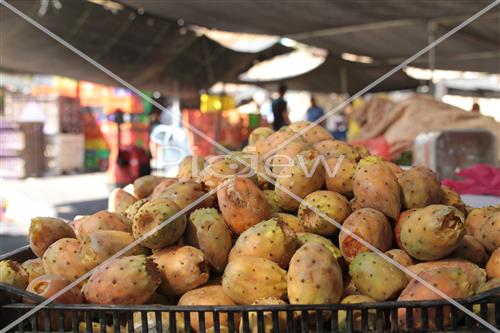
xmin=427 ymin=21 xmax=437 ymax=96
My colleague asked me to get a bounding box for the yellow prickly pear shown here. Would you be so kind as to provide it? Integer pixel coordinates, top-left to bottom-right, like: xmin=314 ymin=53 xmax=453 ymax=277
xmin=29 ymin=217 xmax=76 ymax=258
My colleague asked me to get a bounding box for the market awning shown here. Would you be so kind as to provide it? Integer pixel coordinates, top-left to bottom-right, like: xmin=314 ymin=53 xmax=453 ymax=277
xmin=120 ymin=0 xmax=500 ymax=74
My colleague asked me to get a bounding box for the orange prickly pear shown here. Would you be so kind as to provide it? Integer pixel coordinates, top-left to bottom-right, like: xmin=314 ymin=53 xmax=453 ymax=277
xmin=486 ymin=247 xmax=500 ymax=279
xmin=42 ymin=238 xmax=92 ymax=283
xmin=325 ymin=156 xmax=356 ymax=198
xmin=450 ymin=235 xmax=488 ymax=266
xmin=397 ymin=166 xmax=442 ymax=209
xmin=287 ymin=121 xmax=332 ymax=144
xmin=108 ymin=188 xmax=137 ymax=214
xmin=21 ymin=258 xmax=45 ymax=283
xmin=73 ymin=211 xmax=130 ymax=241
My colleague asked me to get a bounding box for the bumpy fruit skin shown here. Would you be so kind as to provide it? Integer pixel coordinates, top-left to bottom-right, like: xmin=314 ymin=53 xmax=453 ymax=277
xmin=394 ymin=209 xmax=416 ymax=249
xmin=83 ymin=255 xmax=161 ymax=304
xmin=313 ymin=140 xmax=359 ymax=161
xmin=275 ymin=149 xmax=325 ymax=211
xmin=0 ymin=260 xmax=29 ymax=289
xmin=298 ymin=190 xmax=351 ymax=236
xmin=288 ymin=243 xmax=343 ymax=304
xmin=338 ymin=295 xmax=378 ymax=332
xmin=273 ymin=213 xmax=304 ymax=233
xmin=396 ymin=267 xmax=474 ymax=330
xmin=287 ymin=121 xmax=332 ymax=144
xmin=486 ymin=247 xmax=500 ymax=279
xmin=148 ymin=178 xmax=179 ymax=199
xmin=384 ymin=161 xmax=403 ymax=176
xmin=217 ymin=176 xmax=271 ymax=234
xmin=151 ymin=246 xmax=209 ymax=296
xmin=108 ymin=188 xmax=137 ymax=214
xmin=450 ymin=235 xmax=488 ymax=266
xmin=397 ymin=166 xmax=442 ymax=209
xmin=185 ymin=208 xmax=232 ymax=273
xmin=339 ymin=208 xmax=393 ymax=263
xmin=271 ymin=138 xmax=309 ymax=176
xmin=384 ymin=249 xmax=414 ymax=267
xmin=400 ymin=205 xmax=465 ymax=261
xmin=465 ymin=206 xmax=499 ymax=241
xmin=27 ymin=274 xmax=84 ymax=304
xmin=21 ymin=258 xmax=45 ymax=283
xmin=132 ymin=198 xmax=186 ymax=249
xmin=248 ymin=127 xmax=274 ymax=145
xmin=222 ymin=257 xmax=287 ymax=304
xmin=264 ymin=190 xmax=282 ymax=215
xmin=296 ymin=232 xmax=343 ymax=263
xmin=229 ymin=218 xmax=297 ymax=269
xmin=478 ymin=210 xmax=500 ymax=251
xmin=256 ymin=128 xmax=296 ymax=157
xmin=242 ymin=297 xmax=287 ymax=333
xmin=79 ymin=230 xmax=148 ymax=268
xmin=42 ymin=238 xmax=92 ymax=283
xmin=353 ymin=156 xmax=401 ymax=220
xmin=125 ymin=198 xmax=148 ymax=221
xmin=406 ymin=259 xmax=486 ymax=292
xmin=198 ymin=158 xmax=243 ymax=190
xmin=349 ymin=252 xmax=407 ymax=301
xmin=133 ymin=175 xmax=168 ymax=199
xmin=440 ymin=185 xmax=466 ymax=214
xmin=74 ymin=211 xmax=131 ymax=241
xmin=177 ymin=155 xmax=206 ymax=180
xmin=151 ymin=180 xmax=212 ymax=210
xmin=29 ymin=217 xmax=76 ymax=258
xmin=178 ymin=285 xmax=239 ymax=332
xmin=325 ymin=157 xmax=356 ymax=198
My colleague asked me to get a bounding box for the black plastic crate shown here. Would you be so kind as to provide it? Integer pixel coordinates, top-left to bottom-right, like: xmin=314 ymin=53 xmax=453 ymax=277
xmin=1 ymin=246 xmax=499 ymax=333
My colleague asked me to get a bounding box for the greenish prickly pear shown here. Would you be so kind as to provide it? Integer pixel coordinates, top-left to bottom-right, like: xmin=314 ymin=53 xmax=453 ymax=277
xmin=229 ymin=218 xmax=296 ymax=269
xmin=132 ymin=198 xmax=186 ymax=249
xmin=400 ymin=205 xmax=465 ymax=261
xmin=397 ymin=166 xmax=442 ymax=209
xmin=83 ymin=255 xmax=161 ymax=304
xmin=450 ymin=235 xmax=488 ymax=266
xmin=264 ymin=190 xmax=282 ymax=215
xmin=249 ymin=127 xmax=274 ymax=146
xmin=185 ymin=208 xmax=233 ymax=273
xmin=29 ymin=217 xmax=76 ymax=258
xmin=440 ymin=185 xmax=466 ymax=214
xmin=42 ymin=238 xmax=93 ymax=283
xmin=298 ymin=190 xmax=351 ymax=236
xmin=296 ymin=232 xmax=343 ymax=264
xmin=288 ymin=243 xmax=343 ymax=304
xmin=21 ymin=258 xmax=45 ymax=283
xmin=222 ymin=257 xmax=287 ymax=305
xmin=349 ymin=252 xmax=407 ymax=301
xmin=125 ymin=198 xmax=148 ymax=221
xmin=486 ymin=247 xmax=500 ymax=279
xmin=0 ymin=260 xmax=28 ymax=289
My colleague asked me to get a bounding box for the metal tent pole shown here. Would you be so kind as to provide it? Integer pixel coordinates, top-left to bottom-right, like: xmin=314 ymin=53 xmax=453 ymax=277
xmin=427 ymin=21 xmax=437 ymax=96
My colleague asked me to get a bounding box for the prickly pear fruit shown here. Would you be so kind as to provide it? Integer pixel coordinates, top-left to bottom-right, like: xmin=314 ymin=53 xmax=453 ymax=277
xmin=465 ymin=206 xmax=499 ymax=241
xmin=264 ymin=190 xmax=282 ymax=214
xmin=217 ymin=176 xmax=271 ymax=234
xmin=151 ymin=246 xmax=209 ymax=296
xmin=353 ymin=156 xmax=401 ymax=220
xmin=440 ymin=185 xmax=466 ymax=214
xmin=353 ymin=144 xmax=369 ymax=159
xmin=342 ymin=277 xmax=360 ymax=297
xmin=451 ymin=235 xmax=488 ymax=266
xmin=473 ymin=278 xmax=500 ymax=324
xmin=108 ymin=188 xmax=137 ymax=214
xmin=349 ymin=252 xmax=407 ymax=301
xmin=148 ymin=178 xmax=179 ymax=199
xmin=400 ymin=205 xmax=465 ymax=261
xmin=83 ymin=255 xmax=160 ymax=304
xmin=349 ymin=197 xmax=362 ymax=211
xmin=154 ymin=180 xmax=213 ymax=210
xmin=21 ymin=258 xmax=45 ymax=283
xmin=298 ymin=190 xmax=351 ymax=236
xmin=271 ymin=138 xmax=309 ymax=175
xmin=222 ymin=257 xmax=287 ymax=304
xmin=133 ymin=175 xmax=168 ymax=199
xmin=29 ymin=217 xmax=76 ymax=258
xmin=229 ymin=218 xmax=296 ymax=269
xmin=339 ymin=208 xmax=393 ymax=263
xmin=288 ymin=243 xmax=343 ymax=304
xmin=0 ymin=260 xmax=28 ymax=289
xmin=338 ymin=295 xmax=378 ymax=332
xmin=185 ymin=208 xmax=232 ymax=273
xmin=325 ymin=157 xmax=356 ymax=198
xmin=296 ymin=232 xmax=343 ymax=263
xmin=288 ymin=121 xmax=332 ymax=144
xmin=42 ymin=238 xmax=92 ymax=283
xmin=384 ymin=161 xmax=403 ymax=176
xmin=74 ymin=211 xmax=131 ymax=241
xmin=249 ymin=127 xmax=274 ymax=145
xmin=27 ymin=274 xmax=84 ymax=304
xmin=313 ymin=140 xmax=359 ymax=161
xmin=132 ymin=198 xmax=186 ymax=249
xmin=486 ymin=247 xmax=500 ymax=279
xmin=275 ymin=149 xmax=325 ymax=211
xmin=177 ymin=155 xmax=206 ymax=180
xmin=128 ymin=311 xmax=185 ymax=333
xmin=406 ymin=259 xmax=486 ymax=292
xmin=178 ymin=285 xmax=239 ymax=332
xmin=273 ymin=213 xmax=304 ymax=233
xmin=242 ymin=297 xmax=287 ymax=333
xmin=478 ymin=210 xmax=500 ymax=251
xmin=397 ymin=166 xmax=442 ymax=209
xmin=384 ymin=249 xmax=414 ymax=267
xmin=396 ymin=267 xmax=474 ymax=330
xmin=256 ymin=128 xmax=296 ymax=157
xmin=79 ymin=230 xmax=148 ymax=268
xmin=198 ymin=158 xmax=244 ymax=190
xmin=124 ymin=198 xmax=148 ymax=220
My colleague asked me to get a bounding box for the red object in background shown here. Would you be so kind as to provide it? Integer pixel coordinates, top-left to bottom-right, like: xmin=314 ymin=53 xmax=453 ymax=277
xmin=442 ymin=164 xmax=500 ymax=196
xmin=107 ymin=145 xmax=151 ymax=187
xmin=351 ymin=136 xmax=391 ymax=160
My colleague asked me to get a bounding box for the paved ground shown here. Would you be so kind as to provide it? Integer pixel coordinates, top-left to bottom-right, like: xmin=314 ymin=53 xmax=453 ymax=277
xmin=1 ymin=173 xmax=109 ymax=255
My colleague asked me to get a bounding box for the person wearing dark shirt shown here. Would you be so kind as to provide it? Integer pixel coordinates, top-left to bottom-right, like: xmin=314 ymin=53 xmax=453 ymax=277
xmin=271 ymin=84 xmax=289 ymax=130
xmin=306 ymin=96 xmax=325 ymax=123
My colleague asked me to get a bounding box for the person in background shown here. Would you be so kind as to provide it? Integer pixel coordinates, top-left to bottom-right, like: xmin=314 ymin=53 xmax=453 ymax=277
xmin=306 ymin=96 xmax=325 ymax=124
xmin=271 ymin=84 xmax=290 ymax=130
xmin=471 ymin=102 xmax=481 ymax=113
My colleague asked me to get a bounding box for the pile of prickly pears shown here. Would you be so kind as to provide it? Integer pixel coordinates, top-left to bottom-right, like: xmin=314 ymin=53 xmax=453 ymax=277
xmin=1 ymin=121 xmax=499 ymax=332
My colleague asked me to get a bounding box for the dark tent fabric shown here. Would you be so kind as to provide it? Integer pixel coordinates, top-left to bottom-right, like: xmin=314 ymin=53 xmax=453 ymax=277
xmin=120 ymin=0 xmax=500 ymax=74
xmin=0 ymin=0 xmax=289 ymax=96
